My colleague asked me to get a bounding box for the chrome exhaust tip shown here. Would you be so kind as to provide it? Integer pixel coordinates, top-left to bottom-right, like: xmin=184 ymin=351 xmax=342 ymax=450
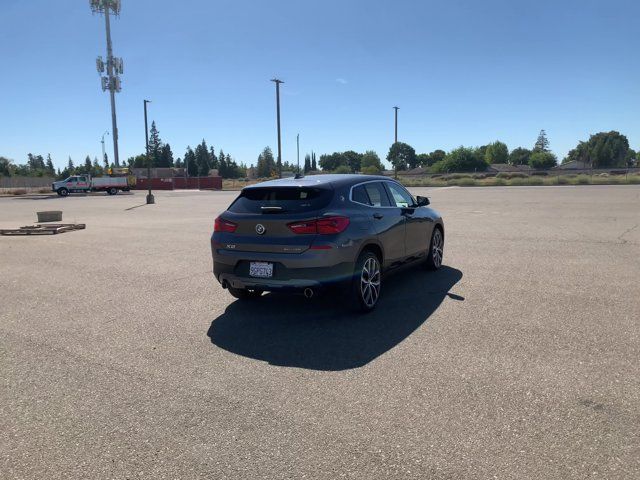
xmin=303 ymin=288 xmax=314 ymax=299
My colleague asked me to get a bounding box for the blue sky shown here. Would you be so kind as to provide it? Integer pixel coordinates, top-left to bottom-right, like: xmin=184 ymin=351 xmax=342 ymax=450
xmin=1 ymin=0 xmax=639 ymax=170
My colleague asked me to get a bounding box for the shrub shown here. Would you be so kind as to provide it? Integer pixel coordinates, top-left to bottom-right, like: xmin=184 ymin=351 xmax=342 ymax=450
xmin=493 ymin=178 xmax=506 ymax=186
xmin=456 ymin=177 xmax=476 ymax=186
xmin=628 ymin=175 xmax=640 ymax=184
xmin=530 ymin=171 xmax=548 ymax=176
xmin=510 ymin=178 xmax=526 ymax=186
xmin=557 ymin=176 xmax=569 ymax=185
xmin=527 ymin=177 xmax=544 ymax=185
xmin=576 ymin=175 xmax=590 ymax=184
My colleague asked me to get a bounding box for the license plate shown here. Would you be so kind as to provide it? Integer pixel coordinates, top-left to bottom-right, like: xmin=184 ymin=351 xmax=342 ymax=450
xmin=249 ymin=262 xmax=273 ymax=278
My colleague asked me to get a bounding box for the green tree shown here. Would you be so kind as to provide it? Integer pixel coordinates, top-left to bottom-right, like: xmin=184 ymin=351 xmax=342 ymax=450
xmin=361 ymin=150 xmax=384 ymax=174
xmin=431 ymin=147 xmax=488 ymax=173
xmin=418 ymin=149 xmax=445 ymax=167
xmin=387 ymin=142 xmax=417 ymax=171
xmin=256 ymin=147 xmax=276 ymax=177
xmin=334 ymin=165 xmax=351 ymax=174
xmin=0 ymin=156 xmax=12 ymax=176
xmin=533 ymin=129 xmax=550 ymax=153
xmin=45 ymin=154 xmax=55 ymax=176
xmin=319 ymin=152 xmax=347 ymax=171
xmin=83 ymin=155 xmax=92 ymax=174
xmin=343 ymin=150 xmax=363 ymax=172
xmin=303 ymin=154 xmax=311 ymax=173
xmin=624 ymin=149 xmax=636 ymax=167
xmin=311 ymin=152 xmax=317 ymax=171
xmin=581 ymin=131 xmax=629 ymax=168
xmin=209 ymin=147 xmax=219 ymax=170
xmin=509 ymin=147 xmax=532 ymax=165
xmin=148 ymin=121 xmax=163 ymax=167
xmin=485 ymin=141 xmax=509 ymax=164
xmin=194 ymin=140 xmax=211 ymax=176
xmin=158 ymin=143 xmax=174 ymax=168
xmin=184 ymin=147 xmax=198 ymax=177
xmin=529 ymin=151 xmax=557 ymax=169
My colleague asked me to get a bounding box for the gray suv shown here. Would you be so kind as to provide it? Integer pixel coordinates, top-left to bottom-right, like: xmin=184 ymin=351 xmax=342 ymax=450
xmin=211 ymin=174 xmax=445 ymax=311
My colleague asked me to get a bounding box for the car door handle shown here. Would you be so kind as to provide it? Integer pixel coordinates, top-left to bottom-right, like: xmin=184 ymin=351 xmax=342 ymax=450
xmin=373 ymin=213 xmax=384 ymax=220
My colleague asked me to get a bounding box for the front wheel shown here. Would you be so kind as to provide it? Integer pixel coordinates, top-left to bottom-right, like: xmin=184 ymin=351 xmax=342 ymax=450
xmin=424 ymin=227 xmax=444 ymax=270
xmin=57 ymin=188 xmax=69 ymax=197
xmin=107 ymin=187 xmax=118 ymax=195
xmin=350 ymin=251 xmax=382 ymax=312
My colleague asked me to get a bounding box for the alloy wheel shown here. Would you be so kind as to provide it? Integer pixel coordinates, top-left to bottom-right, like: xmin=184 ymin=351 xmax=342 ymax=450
xmin=360 ymin=256 xmax=381 ymax=308
xmin=432 ymin=229 xmax=443 ymax=268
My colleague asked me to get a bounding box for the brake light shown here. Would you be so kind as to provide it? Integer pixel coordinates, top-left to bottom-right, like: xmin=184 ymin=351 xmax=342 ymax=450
xmin=287 ymin=216 xmax=350 ymax=235
xmin=214 ymin=216 xmax=237 ymax=233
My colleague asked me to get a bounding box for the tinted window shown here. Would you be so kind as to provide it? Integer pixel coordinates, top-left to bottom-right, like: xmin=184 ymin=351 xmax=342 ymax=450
xmin=386 ymin=182 xmax=414 ymax=208
xmin=352 ymin=185 xmax=371 ymax=205
xmin=228 ymin=187 xmax=333 ymax=214
xmin=364 ymin=182 xmax=391 ymax=207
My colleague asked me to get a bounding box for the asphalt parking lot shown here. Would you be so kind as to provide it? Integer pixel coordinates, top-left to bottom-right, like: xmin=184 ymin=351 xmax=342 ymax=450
xmin=1 ymin=185 xmax=639 ymax=479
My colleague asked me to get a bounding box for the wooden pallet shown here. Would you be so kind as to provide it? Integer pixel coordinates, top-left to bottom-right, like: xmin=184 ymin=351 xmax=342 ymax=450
xmin=0 ymin=223 xmax=86 ymax=236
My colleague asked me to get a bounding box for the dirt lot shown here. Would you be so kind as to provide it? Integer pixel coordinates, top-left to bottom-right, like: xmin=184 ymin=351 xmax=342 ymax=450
xmin=1 ymin=185 xmax=639 ymax=479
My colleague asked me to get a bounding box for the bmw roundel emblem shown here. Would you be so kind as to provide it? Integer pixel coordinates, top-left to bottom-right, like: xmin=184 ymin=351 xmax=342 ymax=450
xmin=255 ymin=224 xmax=266 ymax=235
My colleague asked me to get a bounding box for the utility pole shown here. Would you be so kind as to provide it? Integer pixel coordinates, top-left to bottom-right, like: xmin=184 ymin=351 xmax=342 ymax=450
xmin=296 ymin=133 xmax=300 ymax=174
xmin=271 ymin=78 xmax=284 ymax=178
xmin=144 ymin=99 xmax=154 ymax=204
xmin=393 ymin=106 xmax=400 ymax=144
xmin=91 ymin=1 xmax=123 ymax=167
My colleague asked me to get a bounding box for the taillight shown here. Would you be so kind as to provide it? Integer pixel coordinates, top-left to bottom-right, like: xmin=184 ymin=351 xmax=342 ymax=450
xmin=214 ymin=216 xmax=237 ymax=233
xmin=287 ymin=216 xmax=350 ymax=235
xmin=316 ymin=216 xmax=350 ymax=234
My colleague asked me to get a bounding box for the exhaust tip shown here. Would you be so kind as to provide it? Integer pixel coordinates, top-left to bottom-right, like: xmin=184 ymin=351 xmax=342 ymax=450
xmin=303 ymin=288 xmax=314 ymax=299
xmin=221 ymin=280 xmax=228 ymax=289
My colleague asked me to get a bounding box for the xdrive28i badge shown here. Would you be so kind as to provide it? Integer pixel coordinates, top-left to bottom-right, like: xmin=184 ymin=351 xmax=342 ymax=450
xmin=255 ymin=224 xmax=266 ymax=235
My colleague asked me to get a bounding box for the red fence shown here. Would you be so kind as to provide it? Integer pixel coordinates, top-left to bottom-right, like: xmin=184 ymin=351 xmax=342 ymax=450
xmin=134 ymin=176 xmax=222 ymax=191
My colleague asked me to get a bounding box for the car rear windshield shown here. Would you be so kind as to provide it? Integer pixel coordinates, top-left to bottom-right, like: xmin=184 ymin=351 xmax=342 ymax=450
xmin=228 ymin=187 xmax=333 ymax=214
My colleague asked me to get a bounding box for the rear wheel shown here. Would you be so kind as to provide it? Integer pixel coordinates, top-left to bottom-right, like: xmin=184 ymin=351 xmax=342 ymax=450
xmin=425 ymin=226 xmax=444 ymax=270
xmin=228 ymin=287 xmax=263 ymax=300
xmin=57 ymin=188 xmax=69 ymax=197
xmin=107 ymin=187 xmax=118 ymax=195
xmin=350 ymin=251 xmax=382 ymax=312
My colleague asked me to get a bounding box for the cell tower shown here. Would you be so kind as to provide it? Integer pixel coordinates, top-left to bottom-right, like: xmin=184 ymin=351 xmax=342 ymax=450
xmin=91 ymin=0 xmax=123 ymax=167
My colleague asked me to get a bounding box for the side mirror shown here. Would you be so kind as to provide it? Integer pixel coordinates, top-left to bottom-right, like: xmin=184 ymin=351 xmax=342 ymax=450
xmin=416 ymin=195 xmax=430 ymax=207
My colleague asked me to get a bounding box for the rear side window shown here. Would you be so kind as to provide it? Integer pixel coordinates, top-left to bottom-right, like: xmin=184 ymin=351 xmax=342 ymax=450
xmin=352 ymin=185 xmax=371 ymax=205
xmin=363 ymin=182 xmax=391 ymax=207
xmin=228 ymin=187 xmax=333 ymax=214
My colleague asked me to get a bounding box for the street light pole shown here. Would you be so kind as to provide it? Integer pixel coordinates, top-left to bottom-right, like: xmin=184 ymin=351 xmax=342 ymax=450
xmin=144 ymin=99 xmax=154 ymax=204
xmin=393 ymin=106 xmax=400 ymax=144
xmin=271 ymin=78 xmax=284 ymax=178
xmin=297 ymin=133 xmax=300 ymax=174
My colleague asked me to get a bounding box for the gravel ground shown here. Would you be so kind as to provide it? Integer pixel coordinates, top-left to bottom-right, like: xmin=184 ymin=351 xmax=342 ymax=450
xmin=1 ymin=185 xmax=639 ymax=479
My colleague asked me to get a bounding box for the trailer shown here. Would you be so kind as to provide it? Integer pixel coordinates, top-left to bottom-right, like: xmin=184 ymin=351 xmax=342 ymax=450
xmin=52 ymin=173 xmax=136 ymax=196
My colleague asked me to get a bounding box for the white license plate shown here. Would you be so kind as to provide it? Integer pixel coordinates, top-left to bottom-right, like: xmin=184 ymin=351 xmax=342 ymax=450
xmin=249 ymin=262 xmax=273 ymax=278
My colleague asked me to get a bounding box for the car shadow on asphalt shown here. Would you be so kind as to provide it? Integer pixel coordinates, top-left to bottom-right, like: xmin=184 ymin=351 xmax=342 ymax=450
xmin=207 ymin=265 xmax=463 ymax=371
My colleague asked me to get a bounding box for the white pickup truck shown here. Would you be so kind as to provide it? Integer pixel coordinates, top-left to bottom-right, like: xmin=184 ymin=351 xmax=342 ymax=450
xmin=52 ymin=174 xmax=135 ymax=196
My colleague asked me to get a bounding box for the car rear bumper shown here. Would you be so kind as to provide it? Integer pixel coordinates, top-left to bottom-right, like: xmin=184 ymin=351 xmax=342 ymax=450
xmin=213 ymin=257 xmax=355 ymax=292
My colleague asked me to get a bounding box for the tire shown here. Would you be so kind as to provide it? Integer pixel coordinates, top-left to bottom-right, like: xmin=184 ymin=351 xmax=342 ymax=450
xmin=227 ymin=286 xmax=263 ymax=300
xmin=350 ymin=250 xmax=382 ymax=312
xmin=424 ymin=226 xmax=444 ymax=270
xmin=107 ymin=187 xmax=117 ymax=195
xmin=57 ymin=188 xmax=69 ymax=197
